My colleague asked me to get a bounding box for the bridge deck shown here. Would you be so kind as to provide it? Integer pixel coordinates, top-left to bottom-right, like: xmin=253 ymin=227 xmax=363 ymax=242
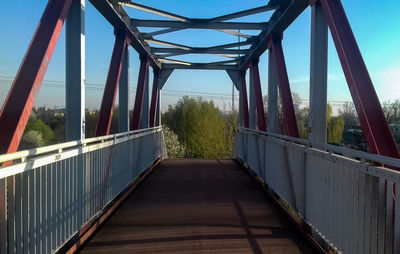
xmin=80 ymin=159 xmax=315 ymax=253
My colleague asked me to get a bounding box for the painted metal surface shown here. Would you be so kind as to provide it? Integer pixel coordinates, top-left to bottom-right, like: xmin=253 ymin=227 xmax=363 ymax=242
xmin=270 ymin=34 xmax=299 ymax=138
xmin=249 ymin=59 xmax=267 ymax=131
xmin=119 ymin=47 xmax=130 ymax=132
xmin=141 ymin=69 xmax=150 ymax=129
xmin=240 ymin=71 xmax=250 ymax=128
xmin=0 ymin=127 xmax=165 ymax=253
xmin=0 ymin=0 xmax=73 ymax=155
xmin=131 ymin=56 xmax=150 ymax=130
xmin=309 ymin=1 xmax=328 ymax=143
xmin=95 ymin=31 xmax=131 ymax=136
xmin=149 ymin=70 xmax=160 ymax=127
xmin=66 ymin=0 xmax=86 ymax=141
xmin=234 ymin=128 xmax=400 ymax=253
xmin=267 ymin=50 xmax=278 ymax=133
xmin=319 ymin=0 xmax=400 ymax=159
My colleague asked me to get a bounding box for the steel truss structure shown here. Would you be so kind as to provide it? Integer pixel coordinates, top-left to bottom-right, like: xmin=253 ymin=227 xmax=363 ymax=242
xmin=0 ymin=0 xmax=399 ymax=162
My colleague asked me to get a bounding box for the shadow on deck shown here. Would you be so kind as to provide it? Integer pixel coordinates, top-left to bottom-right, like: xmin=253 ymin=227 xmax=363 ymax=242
xmin=80 ymin=159 xmax=316 ymax=253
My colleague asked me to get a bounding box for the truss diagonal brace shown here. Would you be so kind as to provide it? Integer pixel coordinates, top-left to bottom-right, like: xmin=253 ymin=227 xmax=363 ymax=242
xmin=270 ymin=34 xmax=299 ymax=138
xmin=0 ymin=0 xmax=73 ymax=155
xmin=95 ymin=31 xmax=131 ymax=136
xmin=131 ymin=56 xmax=150 ymax=130
xmin=319 ymin=0 xmax=400 ymax=159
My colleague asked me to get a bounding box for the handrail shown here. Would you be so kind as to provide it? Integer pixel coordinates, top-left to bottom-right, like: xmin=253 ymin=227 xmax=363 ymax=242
xmin=0 ymin=127 xmax=162 ymax=164
xmin=240 ymin=127 xmax=400 ymax=169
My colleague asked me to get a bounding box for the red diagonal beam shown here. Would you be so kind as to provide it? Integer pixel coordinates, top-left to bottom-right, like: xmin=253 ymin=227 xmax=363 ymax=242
xmin=95 ymin=31 xmax=131 ymax=137
xmin=270 ymin=35 xmax=299 ymax=138
xmin=249 ymin=59 xmax=267 ymax=132
xmin=240 ymin=71 xmax=250 ymax=128
xmin=131 ymin=56 xmax=150 ymax=130
xmin=0 ymin=0 xmax=73 ymax=155
xmin=149 ymin=70 xmax=160 ymax=128
xmin=319 ymin=0 xmax=400 ymax=158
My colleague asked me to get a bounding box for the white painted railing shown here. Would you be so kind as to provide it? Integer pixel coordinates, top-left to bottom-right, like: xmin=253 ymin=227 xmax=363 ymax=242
xmin=0 ymin=127 xmax=166 ymax=254
xmin=234 ymin=128 xmax=400 ymax=254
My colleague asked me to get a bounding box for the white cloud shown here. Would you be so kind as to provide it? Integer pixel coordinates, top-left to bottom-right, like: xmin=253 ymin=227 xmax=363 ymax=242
xmin=374 ymin=65 xmax=400 ymax=102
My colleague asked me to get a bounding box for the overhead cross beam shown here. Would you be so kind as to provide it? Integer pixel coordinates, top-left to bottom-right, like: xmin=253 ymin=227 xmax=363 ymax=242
xmin=88 ymin=0 xmax=161 ymax=69
xmin=131 ymin=19 xmax=268 ymax=30
xmin=121 ymin=1 xmax=277 ymax=39
xmin=151 ymin=47 xmax=248 ymax=55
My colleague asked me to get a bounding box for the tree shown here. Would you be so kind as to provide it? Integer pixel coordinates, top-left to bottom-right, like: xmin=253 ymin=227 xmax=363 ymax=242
xmin=383 ymin=100 xmax=400 ymax=124
xmin=19 ymin=130 xmax=44 ymax=150
xmin=162 ymin=126 xmax=185 ymax=158
xmin=327 ymin=104 xmax=344 ymax=143
xmin=25 ymin=120 xmax=54 ymax=145
xmin=338 ymin=101 xmax=358 ymax=129
xmin=163 ymin=96 xmax=230 ymax=158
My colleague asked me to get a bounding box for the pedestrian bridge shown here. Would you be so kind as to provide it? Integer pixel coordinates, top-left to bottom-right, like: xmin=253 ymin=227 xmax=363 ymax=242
xmin=1 ymin=0 xmax=400 ymax=253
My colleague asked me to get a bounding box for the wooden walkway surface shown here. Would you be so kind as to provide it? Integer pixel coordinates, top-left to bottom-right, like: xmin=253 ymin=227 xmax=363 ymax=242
xmin=80 ymin=159 xmax=315 ymax=253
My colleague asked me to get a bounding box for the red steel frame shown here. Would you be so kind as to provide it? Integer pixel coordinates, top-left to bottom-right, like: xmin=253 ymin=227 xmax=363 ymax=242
xmin=95 ymin=31 xmax=131 ymax=136
xmin=0 ymin=0 xmax=73 ymax=154
xmin=149 ymin=70 xmax=160 ymax=128
xmin=240 ymin=71 xmax=250 ymax=129
xmin=319 ymin=0 xmax=400 ymax=159
xmin=270 ymin=34 xmax=300 ymax=138
xmin=249 ymin=59 xmax=267 ymax=132
xmin=131 ymin=56 xmax=150 ymax=130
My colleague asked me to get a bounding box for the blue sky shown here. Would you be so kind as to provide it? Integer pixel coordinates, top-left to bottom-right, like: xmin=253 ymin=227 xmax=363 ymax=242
xmin=0 ymin=0 xmax=399 ymax=113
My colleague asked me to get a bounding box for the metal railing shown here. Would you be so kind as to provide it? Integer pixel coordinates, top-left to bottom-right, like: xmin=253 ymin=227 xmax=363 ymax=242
xmin=0 ymin=127 xmax=166 ymax=254
xmin=234 ymin=128 xmax=400 ymax=254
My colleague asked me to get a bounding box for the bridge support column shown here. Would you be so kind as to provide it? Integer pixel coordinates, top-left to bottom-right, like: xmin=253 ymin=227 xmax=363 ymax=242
xmin=319 ymin=0 xmax=400 ymax=158
xmin=150 ymin=69 xmax=173 ymax=127
xmin=240 ymin=72 xmax=250 ymax=128
xmin=141 ymin=70 xmax=150 ymax=129
xmin=309 ymin=1 xmax=328 ymax=143
xmin=95 ymin=31 xmax=131 ymax=136
xmin=267 ymin=50 xmax=278 ymax=133
xmin=249 ymin=68 xmax=256 ymax=129
xmin=0 ymin=0 xmax=73 ymax=154
xmin=249 ymin=59 xmax=266 ymax=131
xmin=149 ymin=70 xmax=160 ymax=128
xmin=119 ymin=46 xmax=130 ymax=132
xmin=66 ymin=0 xmax=85 ymax=141
xmin=270 ymin=34 xmax=299 ymax=138
xmin=131 ymin=56 xmax=150 ymax=130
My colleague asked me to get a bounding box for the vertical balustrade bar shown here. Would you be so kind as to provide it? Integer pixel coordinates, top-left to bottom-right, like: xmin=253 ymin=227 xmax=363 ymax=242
xmin=0 ymin=179 xmax=6 ymax=254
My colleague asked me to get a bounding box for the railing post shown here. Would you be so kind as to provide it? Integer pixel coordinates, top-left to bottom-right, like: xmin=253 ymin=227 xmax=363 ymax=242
xmin=267 ymin=49 xmax=278 ymax=133
xmin=149 ymin=70 xmax=160 ymax=128
xmin=0 ymin=0 xmax=73 ymax=154
xmin=131 ymin=55 xmax=150 ymax=130
xmin=119 ymin=45 xmax=130 ymax=132
xmin=95 ymin=31 xmax=131 ymax=137
xmin=249 ymin=58 xmax=267 ymax=131
xmin=319 ymin=0 xmax=400 ymax=158
xmin=270 ymin=34 xmax=299 ymax=138
xmin=66 ymin=0 xmax=85 ymax=141
xmin=309 ymin=0 xmax=328 ymax=143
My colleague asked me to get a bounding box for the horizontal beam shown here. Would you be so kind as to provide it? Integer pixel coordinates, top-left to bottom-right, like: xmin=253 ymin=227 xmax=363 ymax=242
xmin=211 ymin=5 xmax=279 ymax=23
xmin=239 ymin=0 xmax=309 ymax=71
xmin=131 ymin=19 xmax=268 ymax=30
xmin=151 ymin=47 xmax=247 ymax=55
xmin=88 ymin=0 xmax=160 ymax=70
xmin=120 ymin=1 xmax=189 ymax=22
xmin=162 ymin=63 xmax=239 ymax=70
